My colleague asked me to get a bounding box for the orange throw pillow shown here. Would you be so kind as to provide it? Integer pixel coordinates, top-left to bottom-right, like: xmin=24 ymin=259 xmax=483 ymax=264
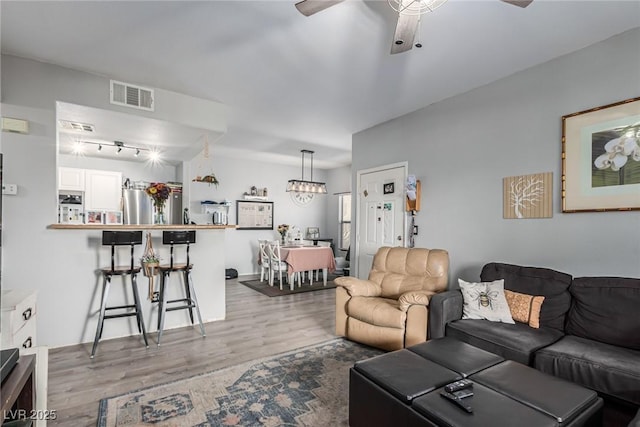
xmin=504 ymin=290 xmax=545 ymax=328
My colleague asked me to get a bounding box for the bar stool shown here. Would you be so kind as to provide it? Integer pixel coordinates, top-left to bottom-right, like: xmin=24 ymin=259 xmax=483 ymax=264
xmin=157 ymin=230 xmax=206 ymax=345
xmin=91 ymin=231 xmax=149 ymax=358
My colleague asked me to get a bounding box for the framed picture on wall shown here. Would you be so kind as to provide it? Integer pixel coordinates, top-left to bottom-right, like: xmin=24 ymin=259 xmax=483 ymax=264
xmin=236 ymin=200 xmax=274 ymax=230
xmin=562 ymin=97 xmax=640 ymax=212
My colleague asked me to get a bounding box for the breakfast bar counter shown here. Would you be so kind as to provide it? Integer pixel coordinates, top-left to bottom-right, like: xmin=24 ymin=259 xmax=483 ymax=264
xmin=36 ymin=224 xmax=233 ymax=349
xmin=48 ymin=224 xmax=236 ymax=230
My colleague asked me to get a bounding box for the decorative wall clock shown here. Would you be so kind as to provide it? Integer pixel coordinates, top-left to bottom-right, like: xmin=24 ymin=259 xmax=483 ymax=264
xmin=291 ymin=192 xmax=314 ymax=206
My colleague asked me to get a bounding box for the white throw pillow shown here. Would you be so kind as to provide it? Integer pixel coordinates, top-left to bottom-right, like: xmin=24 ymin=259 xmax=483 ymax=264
xmin=458 ymin=279 xmax=515 ymax=324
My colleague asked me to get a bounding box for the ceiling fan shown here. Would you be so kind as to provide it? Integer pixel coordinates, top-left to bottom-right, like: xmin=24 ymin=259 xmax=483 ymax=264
xmin=295 ymin=0 xmax=533 ymax=54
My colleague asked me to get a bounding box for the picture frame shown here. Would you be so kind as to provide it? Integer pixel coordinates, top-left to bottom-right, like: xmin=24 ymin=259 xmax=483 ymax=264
xmin=105 ymin=210 xmax=123 ymax=225
xmin=383 ymin=182 xmax=395 ymax=194
xmin=236 ymin=200 xmax=274 ymax=230
xmin=305 ymin=227 xmax=320 ymax=239
xmin=562 ymin=97 xmax=640 ymax=212
xmin=86 ymin=210 xmax=104 ymax=224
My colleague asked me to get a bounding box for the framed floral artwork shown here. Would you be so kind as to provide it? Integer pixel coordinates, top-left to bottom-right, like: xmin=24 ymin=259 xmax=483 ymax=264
xmin=562 ymin=97 xmax=640 ymax=212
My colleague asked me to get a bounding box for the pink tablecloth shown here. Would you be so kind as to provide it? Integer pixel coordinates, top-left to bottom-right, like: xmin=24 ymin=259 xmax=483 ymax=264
xmin=280 ymin=246 xmax=336 ymax=275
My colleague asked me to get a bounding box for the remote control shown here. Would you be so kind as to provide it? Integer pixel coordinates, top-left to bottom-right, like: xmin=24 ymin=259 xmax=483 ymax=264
xmin=444 ymin=379 xmax=473 ymax=393
xmin=451 ymin=389 xmax=474 ymax=399
xmin=440 ymin=391 xmax=473 ymax=413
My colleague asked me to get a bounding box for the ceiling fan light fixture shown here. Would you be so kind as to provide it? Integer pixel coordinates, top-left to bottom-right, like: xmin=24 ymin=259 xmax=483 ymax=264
xmin=388 ymin=0 xmax=449 ymax=16
xmin=286 ymin=150 xmax=328 ymax=194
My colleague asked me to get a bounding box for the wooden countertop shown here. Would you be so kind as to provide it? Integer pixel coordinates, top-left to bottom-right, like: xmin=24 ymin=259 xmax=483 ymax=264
xmin=48 ymin=224 xmax=236 ymax=230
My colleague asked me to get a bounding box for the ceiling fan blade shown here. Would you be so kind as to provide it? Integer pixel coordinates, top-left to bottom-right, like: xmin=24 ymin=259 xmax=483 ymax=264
xmin=295 ymin=0 xmax=345 ymax=16
xmin=501 ymin=0 xmax=533 ymax=8
xmin=390 ymin=12 xmax=419 ymax=54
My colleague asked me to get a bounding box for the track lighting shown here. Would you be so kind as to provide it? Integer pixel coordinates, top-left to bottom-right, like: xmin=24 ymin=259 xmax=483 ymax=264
xmin=71 ymin=139 xmax=159 ymax=161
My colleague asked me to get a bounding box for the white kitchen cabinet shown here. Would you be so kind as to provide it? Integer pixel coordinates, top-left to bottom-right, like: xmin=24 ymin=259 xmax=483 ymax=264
xmin=58 ymin=167 xmax=85 ymax=191
xmin=85 ymin=169 xmax=123 ymax=211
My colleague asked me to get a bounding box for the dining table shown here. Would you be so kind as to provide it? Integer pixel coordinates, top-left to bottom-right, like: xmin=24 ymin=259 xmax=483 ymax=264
xmin=280 ymin=245 xmax=336 ymax=291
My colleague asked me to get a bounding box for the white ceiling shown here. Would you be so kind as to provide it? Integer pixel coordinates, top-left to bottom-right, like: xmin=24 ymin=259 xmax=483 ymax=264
xmin=2 ymin=1 xmax=639 ymax=169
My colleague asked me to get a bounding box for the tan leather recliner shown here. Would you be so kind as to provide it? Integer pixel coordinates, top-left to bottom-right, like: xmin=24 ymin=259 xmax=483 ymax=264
xmin=335 ymin=246 xmax=449 ymax=351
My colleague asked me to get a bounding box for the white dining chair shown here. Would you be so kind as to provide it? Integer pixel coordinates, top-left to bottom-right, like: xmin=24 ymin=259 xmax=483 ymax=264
xmin=258 ymin=239 xmax=270 ymax=282
xmin=266 ymin=240 xmax=300 ymax=290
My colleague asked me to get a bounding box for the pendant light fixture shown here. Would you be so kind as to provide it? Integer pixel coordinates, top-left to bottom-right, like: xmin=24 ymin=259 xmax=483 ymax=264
xmin=286 ymin=149 xmax=327 ymax=194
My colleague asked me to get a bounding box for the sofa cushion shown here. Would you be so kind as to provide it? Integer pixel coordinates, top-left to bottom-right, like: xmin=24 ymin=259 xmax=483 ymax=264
xmin=446 ymin=319 xmax=564 ymax=365
xmin=566 ymin=277 xmax=640 ymax=350
xmin=534 ymin=335 xmax=640 ymax=406
xmin=504 ymin=289 xmax=545 ymax=328
xmin=481 ymin=263 xmax=572 ymax=331
xmin=459 ymin=279 xmax=514 ymax=324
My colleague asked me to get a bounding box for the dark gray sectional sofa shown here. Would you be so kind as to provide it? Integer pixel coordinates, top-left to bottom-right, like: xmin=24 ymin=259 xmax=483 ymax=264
xmin=429 ymin=263 xmax=640 ymax=425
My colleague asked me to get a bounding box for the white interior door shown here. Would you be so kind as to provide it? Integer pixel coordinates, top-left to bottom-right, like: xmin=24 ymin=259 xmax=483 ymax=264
xmin=356 ymin=164 xmax=406 ymax=279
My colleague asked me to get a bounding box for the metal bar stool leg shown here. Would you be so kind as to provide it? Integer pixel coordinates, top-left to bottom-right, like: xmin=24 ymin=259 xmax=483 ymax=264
xmin=91 ymin=275 xmax=111 ymax=358
xmin=130 ymin=273 xmax=149 ymax=348
xmin=157 ymin=271 xmax=169 ymax=346
xmin=183 ymin=270 xmax=194 ymax=324
xmin=187 ymin=271 xmax=206 ymax=337
xmin=157 ymin=272 xmax=166 ymax=331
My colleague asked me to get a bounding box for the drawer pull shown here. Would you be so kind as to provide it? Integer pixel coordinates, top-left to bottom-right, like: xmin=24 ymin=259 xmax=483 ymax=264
xmin=22 ymin=308 xmax=33 ymax=321
xmin=22 ymin=337 xmax=33 ymax=348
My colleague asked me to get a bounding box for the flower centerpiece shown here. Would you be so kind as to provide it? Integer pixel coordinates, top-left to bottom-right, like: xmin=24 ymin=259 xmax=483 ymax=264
xmin=146 ymin=182 xmax=171 ymax=224
xmin=277 ymin=224 xmax=289 ymax=244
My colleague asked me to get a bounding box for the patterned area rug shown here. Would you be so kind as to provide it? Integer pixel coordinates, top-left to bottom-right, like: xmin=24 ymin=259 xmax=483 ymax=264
xmin=97 ymin=338 xmax=382 ymax=427
xmin=238 ymin=275 xmax=339 ymax=297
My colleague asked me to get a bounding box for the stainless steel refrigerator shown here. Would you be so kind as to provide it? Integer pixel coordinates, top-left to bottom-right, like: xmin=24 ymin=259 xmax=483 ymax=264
xmin=165 ymin=190 xmax=182 ymax=225
xmin=123 ymin=187 xmax=182 ymax=225
xmin=123 ymin=189 xmax=153 ymax=225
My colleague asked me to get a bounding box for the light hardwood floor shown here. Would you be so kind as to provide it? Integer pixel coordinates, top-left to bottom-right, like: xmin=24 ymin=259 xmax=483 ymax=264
xmin=47 ymin=275 xmax=336 ymax=426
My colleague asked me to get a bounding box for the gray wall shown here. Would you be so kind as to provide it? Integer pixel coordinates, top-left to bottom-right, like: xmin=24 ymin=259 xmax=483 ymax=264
xmin=352 ymin=28 xmax=640 ymax=283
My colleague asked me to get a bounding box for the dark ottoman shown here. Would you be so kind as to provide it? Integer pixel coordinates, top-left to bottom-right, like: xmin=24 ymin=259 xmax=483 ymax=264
xmin=350 ymin=349 xmax=460 ymax=427
xmin=470 ymin=360 xmax=603 ymax=426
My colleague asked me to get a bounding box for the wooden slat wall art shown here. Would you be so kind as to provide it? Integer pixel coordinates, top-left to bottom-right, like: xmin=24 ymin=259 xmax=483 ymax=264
xmin=503 ymin=172 xmax=553 ymax=219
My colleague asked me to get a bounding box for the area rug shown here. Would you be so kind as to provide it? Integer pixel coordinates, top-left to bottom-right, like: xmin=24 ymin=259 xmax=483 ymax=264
xmin=239 ymin=275 xmax=339 ymax=297
xmin=97 ymin=338 xmax=382 ymax=427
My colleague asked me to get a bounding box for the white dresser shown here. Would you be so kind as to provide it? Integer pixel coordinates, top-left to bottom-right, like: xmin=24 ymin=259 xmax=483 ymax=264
xmin=1 ymin=289 xmax=49 ymax=427
xmin=1 ymin=289 xmax=37 ymax=350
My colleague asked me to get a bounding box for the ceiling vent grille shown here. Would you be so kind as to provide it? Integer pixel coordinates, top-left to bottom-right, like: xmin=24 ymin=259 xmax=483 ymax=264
xmin=59 ymin=120 xmax=95 ymax=132
xmin=110 ymin=80 xmax=154 ymax=111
